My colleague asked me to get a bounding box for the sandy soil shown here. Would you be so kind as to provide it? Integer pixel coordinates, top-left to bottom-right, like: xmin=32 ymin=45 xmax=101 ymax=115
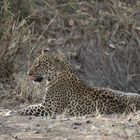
xmin=1 ymin=106 xmax=140 ymax=140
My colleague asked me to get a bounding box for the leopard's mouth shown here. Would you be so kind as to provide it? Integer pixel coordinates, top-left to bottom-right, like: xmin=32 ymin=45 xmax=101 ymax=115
xmin=34 ymin=76 xmax=44 ymax=82
xmin=28 ymin=75 xmax=44 ymax=83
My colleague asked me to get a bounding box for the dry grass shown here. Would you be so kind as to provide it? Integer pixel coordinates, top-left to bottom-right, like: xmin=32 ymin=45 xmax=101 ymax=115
xmin=0 ymin=1 xmax=30 ymax=83
xmin=1 ymin=0 xmax=140 ymax=92
xmin=24 ymin=0 xmax=140 ymax=92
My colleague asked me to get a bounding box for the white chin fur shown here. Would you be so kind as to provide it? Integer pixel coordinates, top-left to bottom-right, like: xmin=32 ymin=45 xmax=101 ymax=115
xmin=46 ymin=80 xmax=49 ymax=86
xmin=32 ymin=80 xmax=40 ymax=85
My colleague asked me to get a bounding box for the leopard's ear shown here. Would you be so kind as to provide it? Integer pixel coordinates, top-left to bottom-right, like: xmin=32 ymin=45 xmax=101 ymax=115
xmin=55 ymin=53 xmax=66 ymax=62
xmin=42 ymin=48 xmax=50 ymax=54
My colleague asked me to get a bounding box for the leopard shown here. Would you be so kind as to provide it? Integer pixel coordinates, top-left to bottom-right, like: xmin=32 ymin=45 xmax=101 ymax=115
xmin=19 ymin=49 xmax=140 ymax=117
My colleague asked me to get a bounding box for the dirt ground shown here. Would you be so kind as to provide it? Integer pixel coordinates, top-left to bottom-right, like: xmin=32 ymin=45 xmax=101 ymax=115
xmin=1 ymin=102 xmax=140 ymax=140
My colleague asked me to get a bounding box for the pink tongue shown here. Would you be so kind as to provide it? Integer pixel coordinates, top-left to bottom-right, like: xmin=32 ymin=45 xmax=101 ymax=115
xmin=28 ymin=75 xmax=35 ymax=81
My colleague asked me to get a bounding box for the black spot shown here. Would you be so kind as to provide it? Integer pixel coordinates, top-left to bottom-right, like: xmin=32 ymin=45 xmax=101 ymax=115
xmin=25 ymin=112 xmax=28 ymax=115
xmin=37 ymin=109 xmax=41 ymax=112
xmin=41 ymin=113 xmax=44 ymax=116
xmin=40 ymin=106 xmax=44 ymax=110
xmin=34 ymin=112 xmax=40 ymax=116
xmin=45 ymin=112 xmax=48 ymax=116
xmin=25 ymin=110 xmax=28 ymax=113
xmin=41 ymin=110 xmax=45 ymax=114
xmin=86 ymin=120 xmax=91 ymax=124
xmin=29 ymin=112 xmax=33 ymax=115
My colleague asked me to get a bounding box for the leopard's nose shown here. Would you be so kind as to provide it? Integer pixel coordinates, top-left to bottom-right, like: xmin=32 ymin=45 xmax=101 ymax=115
xmin=28 ymin=75 xmax=35 ymax=81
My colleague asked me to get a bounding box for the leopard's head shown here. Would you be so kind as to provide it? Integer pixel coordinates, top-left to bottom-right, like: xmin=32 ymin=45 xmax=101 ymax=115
xmin=28 ymin=49 xmax=70 ymax=83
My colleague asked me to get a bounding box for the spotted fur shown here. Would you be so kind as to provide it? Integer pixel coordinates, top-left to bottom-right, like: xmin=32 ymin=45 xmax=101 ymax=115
xmin=19 ymin=50 xmax=140 ymax=116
